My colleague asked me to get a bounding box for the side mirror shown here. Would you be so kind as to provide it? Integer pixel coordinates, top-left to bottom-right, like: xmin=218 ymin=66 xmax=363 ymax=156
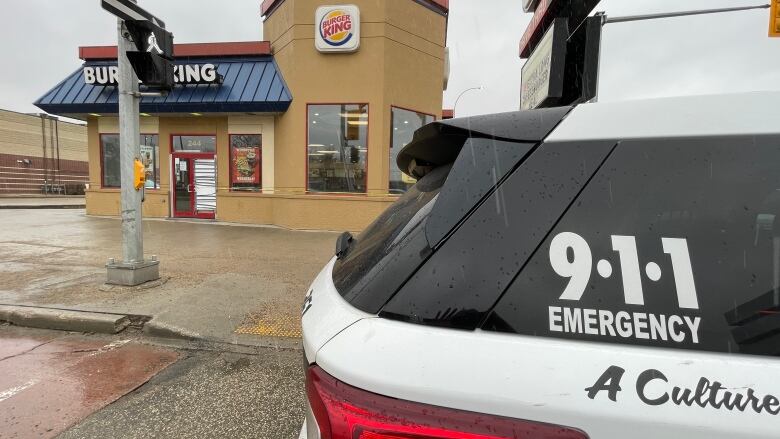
xmin=335 ymin=231 xmax=354 ymax=260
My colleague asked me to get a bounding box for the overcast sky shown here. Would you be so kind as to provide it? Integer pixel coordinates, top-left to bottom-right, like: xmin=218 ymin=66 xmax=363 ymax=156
xmin=1 ymin=0 xmax=777 ymax=118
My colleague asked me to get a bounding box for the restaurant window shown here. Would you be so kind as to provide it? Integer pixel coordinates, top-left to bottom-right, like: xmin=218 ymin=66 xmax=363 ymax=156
xmin=390 ymin=107 xmax=435 ymax=194
xmin=101 ymin=134 xmax=160 ymax=189
xmin=230 ymin=134 xmax=262 ymax=191
xmin=307 ymin=104 xmax=368 ymax=193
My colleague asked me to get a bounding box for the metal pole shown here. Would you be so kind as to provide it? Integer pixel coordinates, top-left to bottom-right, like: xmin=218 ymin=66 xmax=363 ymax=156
xmin=592 ymin=4 xmax=770 ymax=102
xmin=40 ymin=115 xmax=48 ymax=193
xmin=118 ymin=18 xmax=143 ymax=263
xmin=604 ymin=4 xmax=769 ymax=24
xmin=453 ymin=86 xmax=482 ymax=116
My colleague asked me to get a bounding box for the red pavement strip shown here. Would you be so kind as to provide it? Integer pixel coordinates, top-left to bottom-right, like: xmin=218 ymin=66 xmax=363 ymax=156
xmin=0 ymin=331 xmax=179 ymax=438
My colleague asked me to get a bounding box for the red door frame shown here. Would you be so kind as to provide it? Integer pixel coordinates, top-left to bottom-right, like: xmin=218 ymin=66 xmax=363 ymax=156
xmin=171 ymin=152 xmax=216 ymax=219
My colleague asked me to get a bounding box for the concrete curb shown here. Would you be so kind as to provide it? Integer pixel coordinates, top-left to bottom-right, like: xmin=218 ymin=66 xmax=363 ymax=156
xmin=142 ymin=320 xmax=203 ymax=341
xmin=0 ymin=305 xmax=130 ymax=334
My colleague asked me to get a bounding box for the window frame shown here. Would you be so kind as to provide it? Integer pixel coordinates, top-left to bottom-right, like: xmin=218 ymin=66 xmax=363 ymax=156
xmin=389 ymin=105 xmax=436 ymax=196
xmin=305 ymin=102 xmax=370 ymax=195
xmin=229 ymin=133 xmax=263 ymax=192
xmin=100 ymin=133 xmax=160 ymax=190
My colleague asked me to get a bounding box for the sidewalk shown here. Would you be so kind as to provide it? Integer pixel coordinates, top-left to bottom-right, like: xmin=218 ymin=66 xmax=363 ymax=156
xmin=0 ymin=209 xmax=337 ymax=346
xmin=0 ymin=196 xmax=86 ymax=209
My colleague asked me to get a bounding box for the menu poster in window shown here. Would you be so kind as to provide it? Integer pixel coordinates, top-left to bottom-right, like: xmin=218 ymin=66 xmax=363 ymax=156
xmin=232 ymin=147 xmax=261 ymax=184
xmin=140 ymin=144 xmax=154 ymax=184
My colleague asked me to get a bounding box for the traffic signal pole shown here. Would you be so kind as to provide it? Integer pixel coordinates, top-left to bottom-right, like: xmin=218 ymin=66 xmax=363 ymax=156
xmin=105 ymin=16 xmax=160 ymax=286
xmin=118 ymin=18 xmax=143 ymax=263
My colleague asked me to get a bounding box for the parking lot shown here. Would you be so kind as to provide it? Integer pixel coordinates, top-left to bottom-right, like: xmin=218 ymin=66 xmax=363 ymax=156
xmin=0 ymin=208 xmax=337 ymax=343
xmin=0 ymin=208 xmax=338 ymax=437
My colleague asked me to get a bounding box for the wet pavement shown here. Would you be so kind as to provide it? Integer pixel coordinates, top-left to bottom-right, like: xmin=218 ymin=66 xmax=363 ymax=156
xmin=0 ymin=325 xmax=306 ymax=439
xmin=0 ymin=209 xmax=336 ymax=345
xmin=59 ymin=343 xmax=305 ymax=438
xmin=0 ymin=210 xmax=323 ymax=437
xmin=0 ymin=325 xmax=178 ymax=438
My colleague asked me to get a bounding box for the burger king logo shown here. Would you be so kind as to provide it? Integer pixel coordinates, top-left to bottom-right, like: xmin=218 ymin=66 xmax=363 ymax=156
xmin=315 ymin=5 xmax=360 ymax=53
xmin=320 ymin=10 xmax=354 ymax=47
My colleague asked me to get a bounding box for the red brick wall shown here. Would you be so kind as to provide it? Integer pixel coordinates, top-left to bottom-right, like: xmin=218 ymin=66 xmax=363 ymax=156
xmin=0 ymin=153 xmax=88 ymax=195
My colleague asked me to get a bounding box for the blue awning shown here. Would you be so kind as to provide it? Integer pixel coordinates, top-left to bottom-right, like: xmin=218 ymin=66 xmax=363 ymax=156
xmin=34 ymin=56 xmax=292 ymax=117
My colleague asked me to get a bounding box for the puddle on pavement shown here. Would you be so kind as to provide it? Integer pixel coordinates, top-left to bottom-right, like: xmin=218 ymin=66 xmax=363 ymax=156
xmin=0 ymin=334 xmax=179 ymax=439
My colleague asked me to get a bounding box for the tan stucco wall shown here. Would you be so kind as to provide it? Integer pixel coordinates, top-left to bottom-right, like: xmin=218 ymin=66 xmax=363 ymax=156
xmin=217 ymin=193 xmax=395 ymax=232
xmin=266 ymin=0 xmax=446 ymax=196
xmin=85 ymin=115 xmax=395 ymax=230
xmin=0 ymin=109 xmax=87 ymax=161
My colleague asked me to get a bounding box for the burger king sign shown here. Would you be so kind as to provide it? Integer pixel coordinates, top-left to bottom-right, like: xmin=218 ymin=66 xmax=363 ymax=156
xmin=315 ymin=5 xmax=360 ymax=53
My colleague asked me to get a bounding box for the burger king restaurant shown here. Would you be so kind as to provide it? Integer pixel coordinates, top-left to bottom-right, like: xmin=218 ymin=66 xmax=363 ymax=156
xmin=34 ymin=0 xmax=448 ymax=231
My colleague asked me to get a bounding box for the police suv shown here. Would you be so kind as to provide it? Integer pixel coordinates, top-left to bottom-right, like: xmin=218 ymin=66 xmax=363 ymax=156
xmin=300 ymin=92 xmax=780 ymax=439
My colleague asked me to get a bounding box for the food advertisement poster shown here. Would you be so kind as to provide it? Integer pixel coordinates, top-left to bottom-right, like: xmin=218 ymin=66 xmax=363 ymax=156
xmin=232 ymin=146 xmax=260 ymax=184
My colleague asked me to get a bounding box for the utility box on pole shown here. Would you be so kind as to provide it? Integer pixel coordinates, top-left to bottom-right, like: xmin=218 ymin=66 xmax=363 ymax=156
xmin=102 ymin=0 xmax=172 ymax=286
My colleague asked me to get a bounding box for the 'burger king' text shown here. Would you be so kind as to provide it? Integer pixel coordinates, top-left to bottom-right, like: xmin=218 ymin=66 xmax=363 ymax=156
xmin=321 ymin=14 xmax=353 ymax=38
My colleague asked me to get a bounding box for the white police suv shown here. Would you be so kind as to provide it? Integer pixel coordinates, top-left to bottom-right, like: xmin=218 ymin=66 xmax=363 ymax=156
xmin=299 ymin=92 xmax=780 ymax=439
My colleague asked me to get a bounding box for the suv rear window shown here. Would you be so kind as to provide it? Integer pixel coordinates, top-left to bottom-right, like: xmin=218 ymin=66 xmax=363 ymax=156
xmin=333 ymin=137 xmax=536 ymax=314
xmin=333 ymin=165 xmax=449 ymax=312
xmin=485 ymin=135 xmax=780 ymax=356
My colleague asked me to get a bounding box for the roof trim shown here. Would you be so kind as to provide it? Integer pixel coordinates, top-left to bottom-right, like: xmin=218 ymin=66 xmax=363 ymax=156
xmin=35 ymin=101 xmax=292 ymax=117
xmin=34 ymin=57 xmax=292 ymax=117
xmin=79 ymin=41 xmax=272 ymax=60
xmin=546 ymin=92 xmax=780 ymax=142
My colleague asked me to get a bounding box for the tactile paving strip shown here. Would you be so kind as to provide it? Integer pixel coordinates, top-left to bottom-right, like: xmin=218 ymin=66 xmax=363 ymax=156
xmin=234 ymin=307 xmax=301 ymax=338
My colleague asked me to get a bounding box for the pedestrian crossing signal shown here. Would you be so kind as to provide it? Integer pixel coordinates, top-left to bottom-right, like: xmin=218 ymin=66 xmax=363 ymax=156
xmin=134 ymin=159 xmax=146 ymax=191
xmin=124 ymin=20 xmax=175 ymax=91
xmin=771 ymin=0 xmax=780 ymax=37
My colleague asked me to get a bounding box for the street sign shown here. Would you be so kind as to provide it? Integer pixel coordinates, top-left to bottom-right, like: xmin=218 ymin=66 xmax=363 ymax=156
xmin=771 ymin=0 xmax=780 ymax=37
xmin=521 ymin=18 xmax=568 ymax=110
xmin=101 ymin=1 xmax=174 ymax=90
xmin=101 ymin=0 xmax=166 ymax=28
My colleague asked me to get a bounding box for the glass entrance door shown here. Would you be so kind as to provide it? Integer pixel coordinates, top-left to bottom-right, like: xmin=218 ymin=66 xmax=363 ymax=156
xmin=173 ymin=154 xmax=216 ymax=219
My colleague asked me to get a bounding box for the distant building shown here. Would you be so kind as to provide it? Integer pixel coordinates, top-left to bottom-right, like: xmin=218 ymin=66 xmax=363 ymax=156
xmin=0 ymin=109 xmax=88 ymax=195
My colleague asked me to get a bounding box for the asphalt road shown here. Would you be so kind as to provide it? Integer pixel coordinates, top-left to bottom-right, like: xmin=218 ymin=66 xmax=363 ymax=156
xmin=0 ymin=325 xmax=306 ymax=438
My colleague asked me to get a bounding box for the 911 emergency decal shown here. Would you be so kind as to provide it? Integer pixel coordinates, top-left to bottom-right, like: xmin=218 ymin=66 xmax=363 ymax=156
xmin=586 ymin=365 xmax=780 ymax=416
xmin=547 ymin=233 xmax=702 ymax=344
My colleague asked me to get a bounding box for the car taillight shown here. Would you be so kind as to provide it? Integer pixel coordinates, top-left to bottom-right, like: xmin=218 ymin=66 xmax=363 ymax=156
xmin=306 ymin=365 xmax=588 ymax=439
